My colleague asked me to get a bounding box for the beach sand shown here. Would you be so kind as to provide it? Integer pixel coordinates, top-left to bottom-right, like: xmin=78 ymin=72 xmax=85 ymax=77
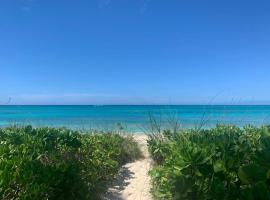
xmin=102 ymin=135 xmax=152 ymax=200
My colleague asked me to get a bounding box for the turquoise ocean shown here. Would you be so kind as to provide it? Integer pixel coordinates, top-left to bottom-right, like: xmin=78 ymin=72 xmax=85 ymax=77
xmin=0 ymin=105 xmax=270 ymax=132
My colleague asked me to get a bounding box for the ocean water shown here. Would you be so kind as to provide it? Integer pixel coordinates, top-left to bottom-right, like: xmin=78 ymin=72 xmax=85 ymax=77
xmin=0 ymin=105 xmax=270 ymax=132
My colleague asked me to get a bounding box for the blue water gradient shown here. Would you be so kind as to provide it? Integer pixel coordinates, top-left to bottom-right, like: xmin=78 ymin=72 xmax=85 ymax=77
xmin=0 ymin=105 xmax=270 ymax=132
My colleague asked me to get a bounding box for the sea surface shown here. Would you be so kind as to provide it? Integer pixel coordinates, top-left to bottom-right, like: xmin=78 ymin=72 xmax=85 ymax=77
xmin=0 ymin=105 xmax=270 ymax=132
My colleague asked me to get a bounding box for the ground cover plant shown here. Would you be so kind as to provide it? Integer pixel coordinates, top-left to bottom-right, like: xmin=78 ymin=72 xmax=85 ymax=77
xmin=0 ymin=125 xmax=142 ymax=200
xmin=148 ymin=125 xmax=270 ymax=200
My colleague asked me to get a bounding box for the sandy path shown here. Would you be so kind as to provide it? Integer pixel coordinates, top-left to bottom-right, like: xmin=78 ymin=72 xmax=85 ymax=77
xmin=102 ymin=135 xmax=152 ymax=200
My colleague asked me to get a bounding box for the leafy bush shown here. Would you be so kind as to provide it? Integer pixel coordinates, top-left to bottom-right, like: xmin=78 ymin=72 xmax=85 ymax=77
xmin=0 ymin=125 xmax=141 ymax=200
xmin=148 ymin=125 xmax=270 ymax=200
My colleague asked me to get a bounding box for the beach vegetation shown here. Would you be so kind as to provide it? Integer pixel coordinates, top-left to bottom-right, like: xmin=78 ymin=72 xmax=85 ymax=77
xmin=148 ymin=125 xmax=270 ymax=200
xmin=0 ymin=125 xmax=142 ymax=200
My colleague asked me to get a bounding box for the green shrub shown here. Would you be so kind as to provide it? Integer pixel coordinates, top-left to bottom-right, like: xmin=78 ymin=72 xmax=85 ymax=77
xmin=148 ymin=125 xmax=270 ymax=200
xmin=0 ymin=125 xmax=141 ymax=200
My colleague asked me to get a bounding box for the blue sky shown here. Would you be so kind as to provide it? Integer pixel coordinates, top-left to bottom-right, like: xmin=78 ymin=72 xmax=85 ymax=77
xmin=0 ymin=0 xmax=270 ymax=105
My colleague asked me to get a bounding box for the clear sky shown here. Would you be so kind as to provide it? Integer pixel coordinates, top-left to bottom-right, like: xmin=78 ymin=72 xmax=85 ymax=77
xmin=0 ymin=0 xmax=270 ymax=105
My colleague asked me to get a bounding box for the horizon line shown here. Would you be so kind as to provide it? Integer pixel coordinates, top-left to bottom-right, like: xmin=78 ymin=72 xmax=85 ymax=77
xmin=1 ymin=104 xmax=270 ymax=106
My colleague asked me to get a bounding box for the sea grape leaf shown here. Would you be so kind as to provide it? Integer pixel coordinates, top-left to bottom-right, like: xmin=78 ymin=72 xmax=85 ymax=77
xmin=238 ymin=164 xmax=266 ymax=184
xmin=213 ymin=160 xmax=226 ymax=173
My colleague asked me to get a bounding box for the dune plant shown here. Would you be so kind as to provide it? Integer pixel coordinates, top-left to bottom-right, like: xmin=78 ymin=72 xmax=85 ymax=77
xmin=148 ymin=125 xmax=270 ymax=200
xmin=0 ymin=125 xmax=141 ymax=200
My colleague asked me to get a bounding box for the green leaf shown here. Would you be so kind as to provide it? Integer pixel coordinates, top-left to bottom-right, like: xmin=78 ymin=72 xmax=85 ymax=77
xmin=238 ymin=164 xmax=266 ymax=184
xmin=213 ymin=160 xmax=225 ymax=173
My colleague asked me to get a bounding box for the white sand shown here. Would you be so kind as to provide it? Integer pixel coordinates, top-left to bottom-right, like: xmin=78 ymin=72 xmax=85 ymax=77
xmin=102 ymin=135 xmax=152 ymax=200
